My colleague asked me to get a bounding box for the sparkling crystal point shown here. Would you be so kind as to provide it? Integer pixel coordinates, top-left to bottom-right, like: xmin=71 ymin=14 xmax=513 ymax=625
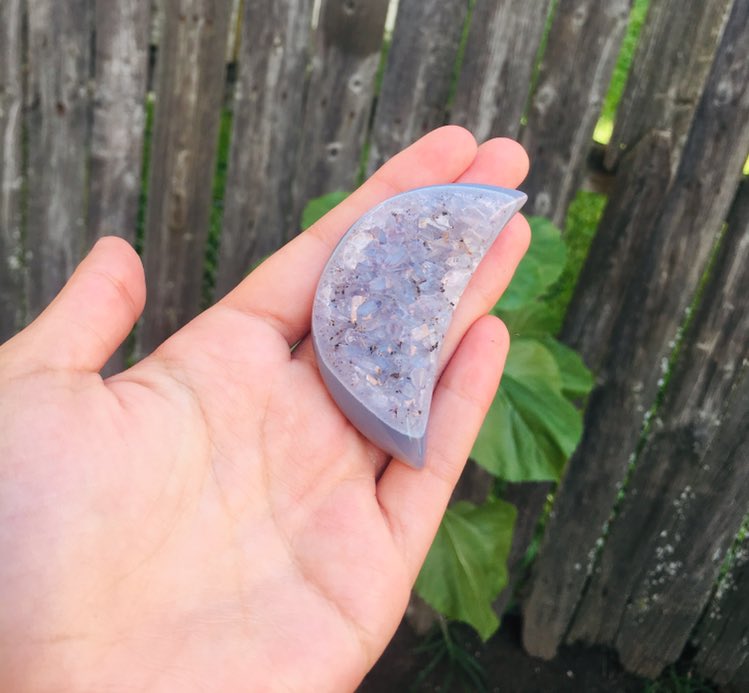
xmin=312 ymin=184 xmax=527 ymax=468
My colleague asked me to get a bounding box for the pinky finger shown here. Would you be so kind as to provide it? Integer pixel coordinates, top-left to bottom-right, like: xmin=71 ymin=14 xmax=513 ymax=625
xmin=375 ymin=314 xmax=510 ymax=581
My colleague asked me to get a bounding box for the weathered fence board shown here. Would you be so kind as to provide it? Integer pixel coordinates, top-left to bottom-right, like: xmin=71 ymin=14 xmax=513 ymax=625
xmin=214 ymin=0 xmax=312 ymax=299
xmin=565 ymin=178 xmax=749 ymax=677
xmin=561 ymin=130 xmax=673 ymax=374
xmin=522 ymin=0 xmax=749 ymax=660
xmin=690 ymin=185 xmax=749 ymax=688
xmin=450 ymin=0 xmax=552 ymax=142
xmin=518 ymin=131 xmax=673 ymax=660
xmin=492 ymin=481 xmax=550 ymax=616
xmin=293 ymin=0 xmax=389 ymax=221
xmin=0 ymin=0 xmax=24 ymax=342
xmin=137 ymin=0 xmax=232 ymax=356
xmin=89 ymin=1 xmax=151 ymax=374
xmin=88 ymin=1 xmax=151 ymax=246
xmin=520 ymin=0 xmax=632 ymax=226
xmin=365 ymin=0 xmax=469 ymax=174
xmin=25 ymin=0 xmax=92 ymax=319
xmin=695 ymin=516 xmax=749 ymax=685
xmin=605 ymin=0 xmax=732 ymax=172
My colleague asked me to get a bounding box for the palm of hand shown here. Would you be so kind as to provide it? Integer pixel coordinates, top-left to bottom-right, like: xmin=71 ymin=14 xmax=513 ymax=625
xmin=0 ymin=128 xmax=529 ymax=692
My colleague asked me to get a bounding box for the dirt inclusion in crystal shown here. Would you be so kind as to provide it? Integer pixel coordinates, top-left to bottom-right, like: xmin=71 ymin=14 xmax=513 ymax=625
xmin=312 ymin=184 xmax=527 ymax=467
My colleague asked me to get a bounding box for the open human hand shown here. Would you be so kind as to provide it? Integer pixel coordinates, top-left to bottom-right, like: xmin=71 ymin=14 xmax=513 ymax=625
xmin=0 ymin=127 xmax=529 ymax=692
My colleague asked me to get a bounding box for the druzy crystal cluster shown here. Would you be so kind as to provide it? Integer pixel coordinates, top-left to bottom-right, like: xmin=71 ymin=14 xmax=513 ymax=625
xmin=312 ymin=184 xmax=526 ymax=467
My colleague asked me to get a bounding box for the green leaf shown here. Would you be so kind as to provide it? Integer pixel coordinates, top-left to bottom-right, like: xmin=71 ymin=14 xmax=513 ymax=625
xmin=301 ymin=191 xmax=350 ymax=230
xmin=473 ymin=382 xmax=579 ymax=482
xmin=472 ymin=338 xmax=584 ymax=482
xmin=415 ymin=498 xmax=516 ymax=640
xmin=495 ymin=216 xmax=566 ymax=311
xmin=496 ymin=300 xmax=560 ymax=338
xmin=541 ymin=336 xmax=595 ymax=400
xmin=502 ymin=338 xmax=561 ymax=390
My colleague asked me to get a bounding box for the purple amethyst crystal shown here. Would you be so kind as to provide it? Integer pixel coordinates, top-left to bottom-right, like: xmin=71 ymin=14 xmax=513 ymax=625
xmin=312 ymin=184 xmax=527 ymax=468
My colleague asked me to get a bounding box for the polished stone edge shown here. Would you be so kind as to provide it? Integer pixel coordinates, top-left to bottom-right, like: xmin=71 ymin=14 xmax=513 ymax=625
xmin=314 ymin=338 xmax=427 ymax=468
xmin=312 ymin=183 xmax=528 ymax=469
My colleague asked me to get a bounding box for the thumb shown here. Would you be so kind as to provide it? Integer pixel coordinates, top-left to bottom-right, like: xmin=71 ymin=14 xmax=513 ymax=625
xmin=7 ymin=236 xmax=146 ymax=374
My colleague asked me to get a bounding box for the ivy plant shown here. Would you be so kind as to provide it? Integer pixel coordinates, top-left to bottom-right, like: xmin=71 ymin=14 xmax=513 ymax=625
xmin=302 ymin=194 xmax=593 ymax=640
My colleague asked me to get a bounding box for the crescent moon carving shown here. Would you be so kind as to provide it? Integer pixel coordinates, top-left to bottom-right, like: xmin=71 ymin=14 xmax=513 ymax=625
xmin=312 ymin=184 xmax=527 ymax=468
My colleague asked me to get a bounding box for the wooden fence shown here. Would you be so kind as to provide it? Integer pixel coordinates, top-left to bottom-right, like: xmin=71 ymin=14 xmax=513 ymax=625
xmin=1 ymin=0 xmax=748 ymax=684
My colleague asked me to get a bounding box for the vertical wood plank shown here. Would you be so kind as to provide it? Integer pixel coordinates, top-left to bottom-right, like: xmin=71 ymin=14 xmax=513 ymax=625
xmin=294 ymin=0 xmax=389 ymax=221
xmin=518 ymin=131 xmax=673 ymax=658
xmin=522 ymin=0 xmax=749 ymax=659
xmin=520 ymin=0 xmax=632 ymax=226
xmin=365 ymin=0 xmax=468 ymax=174
xmin=214 ymin=0 xmax=312 ymax=299
xmin=604 ymin=0 xmax=732 ymax=171
xmin=566 ymin=179 xmax=749 ymax=677
xmin=89 ymin=1 xmax=151 ymax=373
xmin=137 ymin=0 xmax=232 ymax=356
xmin=26 ymin=0 xmax=92 ymax=319
xmin=450 ymin=0 xmax=552 ymax=142
xmin=492 ymin=482 xmax=550 ymax=617
xmin=88 ymin=1 xmax=150 ymax=245
xmin=695 ymin=523 xmax=749 ymax=685
xmin=0 ymin=0 xmax=25 ymax=341
xmin=561 ymin=130 xmax=673 ymax=373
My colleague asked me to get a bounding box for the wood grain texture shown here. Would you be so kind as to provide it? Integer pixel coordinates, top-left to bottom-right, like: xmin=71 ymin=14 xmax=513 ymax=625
xmin=566 ymin=179 xmax=749 ymax=677
xmin=522 ymin=0 xmax=749 ymax=660
xmin=561 ymin=130 xmax=673 ymax=374
xmin=88 ymin=1 xmax=150 ymax=247
xmin=0 ymin=0 xmax=24 ymax=341
xmin=695 ymin=516 xmax=749 ymax=685
xmin=605 ymin=0 xmax=732 ymax=171
xmin=492 ymin=482 xmax=550 ymax=617
xmin=365 ymin=0 xmax=468 ymax=174
xmin=89 ymin=1 xmax=151 ymax=373
xmin=450 ymin=0 xmax=552 ymax=142
xmin=520 ymin=134 xmax=673 ymax=662
xmin=294 ymin=0 xmax=389 ymax=222
xmin=25 ymin=0 xmax=92 ymax=319
xmin=686 ymin=186 xmax=749 ymax=689
xmin=520 ymin=0 xmax=632 ymax=226
xmin=137 ymin=0 xmax=232 ymax=356
xmin=214 ymin=0 xmax=312 ymax=299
